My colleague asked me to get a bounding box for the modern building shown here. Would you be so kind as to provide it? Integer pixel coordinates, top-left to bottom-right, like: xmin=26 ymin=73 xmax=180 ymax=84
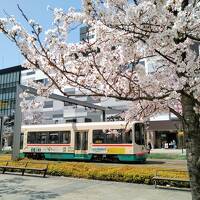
xmin=20 ymin=69 xmax=127 ymax=124
xmin=0 ymin=65 xmax=24 ymax=147
xmin=0 ymin=65 xmax=23 ymax=116
xmin=80 ymin=26 xmax=95 ymax=41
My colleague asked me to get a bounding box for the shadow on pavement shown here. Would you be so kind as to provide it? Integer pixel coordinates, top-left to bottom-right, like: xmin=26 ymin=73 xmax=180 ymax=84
xmin=0 ymin=176 xmax=59 ymax=200
xmin=145 ymin=160 xmax=166 ymax=164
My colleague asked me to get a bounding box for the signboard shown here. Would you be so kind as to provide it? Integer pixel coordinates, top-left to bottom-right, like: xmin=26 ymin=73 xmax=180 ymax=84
xmin=0 ymin=101 xmax=8 ymax=109
xmin=178 ymin=131 xmax=184 ymax=136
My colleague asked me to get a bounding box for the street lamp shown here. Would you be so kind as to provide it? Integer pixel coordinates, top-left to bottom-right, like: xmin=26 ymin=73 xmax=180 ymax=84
xmin=178 ymin=131 xmax=184 ymax=154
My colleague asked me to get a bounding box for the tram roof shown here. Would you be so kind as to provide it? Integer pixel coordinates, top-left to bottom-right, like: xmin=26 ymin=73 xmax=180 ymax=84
xmin=21 ymin=121 xmax=143 ymax=131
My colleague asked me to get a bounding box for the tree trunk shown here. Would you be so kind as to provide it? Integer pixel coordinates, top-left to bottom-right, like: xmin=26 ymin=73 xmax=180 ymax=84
xmin=181 ymin=94 xmax=200 ymax=200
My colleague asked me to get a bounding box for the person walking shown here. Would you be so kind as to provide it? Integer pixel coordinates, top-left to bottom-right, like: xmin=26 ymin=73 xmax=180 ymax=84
xmin=147 ymin=142 xmax=152 ymax=153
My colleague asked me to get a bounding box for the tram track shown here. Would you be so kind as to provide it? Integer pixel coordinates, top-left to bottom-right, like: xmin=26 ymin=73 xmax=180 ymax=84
xmin=86 ymin=158 xmax=187 ymax=170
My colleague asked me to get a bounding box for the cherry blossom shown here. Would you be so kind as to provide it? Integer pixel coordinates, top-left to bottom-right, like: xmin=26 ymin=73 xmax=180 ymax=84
xmin=0 ymin=0 xmax=200 ymax=198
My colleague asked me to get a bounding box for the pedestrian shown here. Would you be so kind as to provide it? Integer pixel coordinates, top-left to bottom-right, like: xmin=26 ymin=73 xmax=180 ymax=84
xmin=172 ymin=140 xmax=176 ymax=149
xmin=147 ymin=142 xmax=152 ymax=153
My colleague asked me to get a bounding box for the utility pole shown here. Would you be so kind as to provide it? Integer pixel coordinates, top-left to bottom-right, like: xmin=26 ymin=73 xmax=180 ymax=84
xmin=0 ymin=117 xmax=4 ymax=152
xmin=12 ymin=85 xmax=22 ymax=160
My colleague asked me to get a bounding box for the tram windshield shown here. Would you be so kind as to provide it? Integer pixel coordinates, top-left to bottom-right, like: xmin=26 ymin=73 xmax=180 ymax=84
xmin=134 ymin=123 xmax=145 ymax=145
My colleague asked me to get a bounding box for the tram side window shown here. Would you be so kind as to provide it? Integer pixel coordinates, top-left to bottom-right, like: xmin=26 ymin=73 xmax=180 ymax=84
xmin=60 ymin=131 xmax=71 ymax=144
xmin=124 ymin=130 xmax=132 ymax=143
xmin=27 ymin=132 xmax=48 ymax=144
xmin=93 ymin=129 xmax=132 ymax=144
xmin=106 ymin=129 xmax=122 ymax=144
xmin=27 ymin=131 xmax=71 ymax=144
xmin=49 ymin=133 xmax=59 ymax=144
xmin=41 ymin=133 xmax=47 ymax=144
xmin=134 ymin=123 xmax=145 ymax=145
xmin=48 ymin=132 xmax=71 ymax=144
xmin=27 ymin=132 xmax=36 ymax=144
xmin=93 ymin=130 xmax=105 ymax=144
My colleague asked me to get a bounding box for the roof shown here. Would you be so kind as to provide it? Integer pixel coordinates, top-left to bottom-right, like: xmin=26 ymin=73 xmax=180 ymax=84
xmin=0 ymin=65 xmax=25 ymax=74
xmin=20 ymin=85 xmax=124 ymax=112
xmin=21 ymin=121 xmax=141 ymax=131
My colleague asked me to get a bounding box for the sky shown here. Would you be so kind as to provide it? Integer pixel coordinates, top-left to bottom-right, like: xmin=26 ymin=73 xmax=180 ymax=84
xmin=0 ymin=0 xmax=82 ymax=69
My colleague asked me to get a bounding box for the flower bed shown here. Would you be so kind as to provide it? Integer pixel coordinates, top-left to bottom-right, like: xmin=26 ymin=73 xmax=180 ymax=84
xmin=0 ymin=156 xmax=189 ymax=187
xmin=47 ymin=162 xmax=189 ymax=186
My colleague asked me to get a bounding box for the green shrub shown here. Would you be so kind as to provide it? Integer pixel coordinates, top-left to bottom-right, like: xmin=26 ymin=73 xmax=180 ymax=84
xmin=45 ymin=162 xmax=188 ymax=187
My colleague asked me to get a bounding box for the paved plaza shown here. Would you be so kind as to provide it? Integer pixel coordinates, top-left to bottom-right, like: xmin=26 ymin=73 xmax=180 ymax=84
xmin=0 ymin=174 xmax=191 ymax=200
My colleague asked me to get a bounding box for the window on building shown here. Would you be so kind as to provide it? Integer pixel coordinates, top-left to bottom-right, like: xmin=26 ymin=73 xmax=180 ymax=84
xmin=53 ymin=114 xmax=63 ymax=118
xmin=64 ymin=88 xmax=75 ymax=95
xmin=65 ymin=119 xmax=77 ymax=123
xmin=64 ymin=102 xmax=73 ymax=106
xmin=0 ymin=68 xmax=21 ymax=116
xmin=26 ymin=71 xmax=35 ymax=76
xmin=43 ymin=101 xmax=53 ymax=108
xmin=34 ymin=78 xmax=49 ymax=85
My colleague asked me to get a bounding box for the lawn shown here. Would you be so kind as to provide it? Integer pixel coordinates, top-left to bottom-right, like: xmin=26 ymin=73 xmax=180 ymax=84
xmin=148 ymin=153 xmax=186 ymax=160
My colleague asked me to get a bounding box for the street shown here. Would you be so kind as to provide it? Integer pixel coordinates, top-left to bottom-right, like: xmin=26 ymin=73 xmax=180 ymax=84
xmin=0 ymin=174 xmax=191 ymax=200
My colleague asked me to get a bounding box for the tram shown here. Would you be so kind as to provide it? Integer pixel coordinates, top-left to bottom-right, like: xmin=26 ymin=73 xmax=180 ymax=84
xmin=20 ymin=121 xmax=148 ymax=162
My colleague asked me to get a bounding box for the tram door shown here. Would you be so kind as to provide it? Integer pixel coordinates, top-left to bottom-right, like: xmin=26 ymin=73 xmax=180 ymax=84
xmin=74 ymin=131 xmax=88 ymax=155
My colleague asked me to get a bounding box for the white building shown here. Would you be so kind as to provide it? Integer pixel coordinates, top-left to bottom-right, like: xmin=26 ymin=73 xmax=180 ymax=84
xmin=21 ymin=69 xmax=128 ymax=124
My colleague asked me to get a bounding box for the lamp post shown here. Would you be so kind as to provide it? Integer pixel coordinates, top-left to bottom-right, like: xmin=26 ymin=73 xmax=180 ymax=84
xmin=12 ymin=84 xmax=22 ymax=160
xmin=178 ymin=131 xmax=184 ymax=154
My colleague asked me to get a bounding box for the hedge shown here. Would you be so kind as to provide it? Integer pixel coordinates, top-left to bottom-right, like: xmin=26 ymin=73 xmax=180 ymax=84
xmin=47 ymin=162 xmax=189 ymax=185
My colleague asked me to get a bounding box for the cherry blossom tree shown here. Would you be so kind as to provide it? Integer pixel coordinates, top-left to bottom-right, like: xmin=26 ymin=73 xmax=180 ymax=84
xmin=0 ymin=0 xmax=200 ymax=198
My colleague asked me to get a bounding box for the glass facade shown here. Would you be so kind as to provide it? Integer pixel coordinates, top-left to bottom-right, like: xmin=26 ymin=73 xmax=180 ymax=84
xmin=0 ymin=66 xmax=22 ymax=116
xmin=80 ymin=26 xmax=94 ymax=41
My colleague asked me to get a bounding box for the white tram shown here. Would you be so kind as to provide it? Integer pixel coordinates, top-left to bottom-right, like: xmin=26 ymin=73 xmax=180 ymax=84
xmin=20 ymin=121 xmax=148 ymax=162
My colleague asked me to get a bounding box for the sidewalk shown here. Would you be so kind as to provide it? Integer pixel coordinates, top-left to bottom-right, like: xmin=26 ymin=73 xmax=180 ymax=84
xmin=0 ymin=174 xmax=191 ymax=200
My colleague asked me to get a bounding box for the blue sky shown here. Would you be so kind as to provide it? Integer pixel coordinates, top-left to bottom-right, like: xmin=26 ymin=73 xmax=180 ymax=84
xmin=0 ymin=0 xmax=82 ymax=69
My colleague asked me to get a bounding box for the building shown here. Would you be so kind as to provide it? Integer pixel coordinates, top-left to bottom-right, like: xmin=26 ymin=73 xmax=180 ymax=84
xmin=80 ymin=26 xmax=95 ymax=41
xmin=144 ymin=59 xmax=182 ymax=149
xmin=0 ymin=65 xmax=23 ymax=116
xmin=0 ymin=65 xmax=24 ymax=146
xmin=0 ymin=65 xmax=125 ymax=148
xmin=20 ymin=69 xmax=127 ymax=124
